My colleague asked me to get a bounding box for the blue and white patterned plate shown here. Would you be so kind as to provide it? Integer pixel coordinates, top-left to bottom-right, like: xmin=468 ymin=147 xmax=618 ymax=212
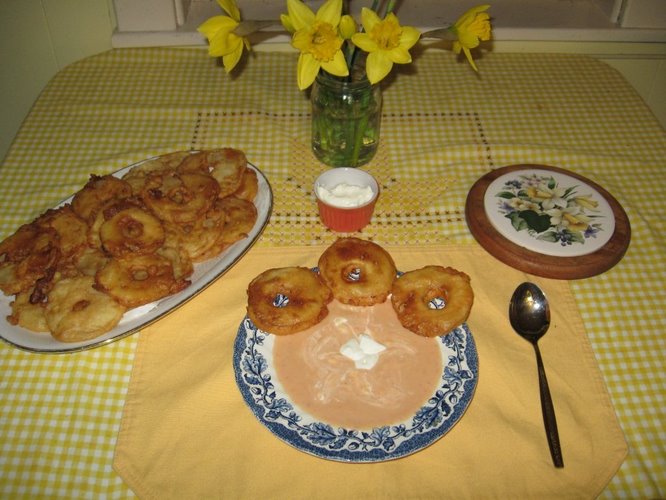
xmin=234 ymin=315 xmax=478 ymax=462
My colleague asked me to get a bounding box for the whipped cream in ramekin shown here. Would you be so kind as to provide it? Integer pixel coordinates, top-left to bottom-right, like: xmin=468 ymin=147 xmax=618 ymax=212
xmin=316 ymin=183 xmax=374 ymax=208
xmin=313 ymin=167 xmax=379 ymax=232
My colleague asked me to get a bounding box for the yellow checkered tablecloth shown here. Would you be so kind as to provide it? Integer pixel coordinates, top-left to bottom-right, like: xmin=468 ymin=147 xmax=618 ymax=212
xmin=0 ymin=47 xmax=664 ymax=497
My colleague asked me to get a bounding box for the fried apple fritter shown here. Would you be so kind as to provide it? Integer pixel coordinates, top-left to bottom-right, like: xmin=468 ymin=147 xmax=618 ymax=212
xmin=95 ymin=253 xmax=190 ymax=309
xmin=45 ymin=276 xmax=126 ymax=342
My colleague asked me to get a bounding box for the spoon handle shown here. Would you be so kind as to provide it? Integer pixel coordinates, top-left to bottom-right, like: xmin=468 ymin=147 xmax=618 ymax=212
xmin=533 ymin=343 xmax=564 ymax=468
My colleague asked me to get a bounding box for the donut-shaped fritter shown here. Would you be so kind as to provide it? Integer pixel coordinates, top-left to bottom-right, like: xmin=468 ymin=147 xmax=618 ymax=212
xmin=36 ymin=206 xmax=89 ymax=263
xmin=99 ymin=205 xmax=166 ymax=257
xmin=178 ymin=148 xmax=247 ymax=197
xmin=141 ymin=171 xmax=220 ymax=224
xmin=95 ymin=254 xmax=190 ymax=308
xmin=390 ymin=265 xmax=474 ymax=337
xmin=166 ymin=197 xmax=227 ymax=263
xmin=45 ymin=276 xmax=126 ymax=342
xmin=121 ymin=151 xmax=190 ymax=193
xmin=318 ymin=237 xmax=397 ymax=306
xmin=71 ymin=174 xmax=132 ymax=222
xmin=247 ymin=267 xmax=333 ymax=335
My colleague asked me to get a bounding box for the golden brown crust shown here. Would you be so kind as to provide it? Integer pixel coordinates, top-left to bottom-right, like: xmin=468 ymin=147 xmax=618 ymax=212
xmin=45 ymin=276 xmax=127 ymax=342
xmin=177 ymin=148 xmax=247 ymax=197
xmin=140 ymin=171 xmax=220 ymax=224
xmin=209 ymin=148 xmax=247 ymax=197
xmin=0 ymin=223 xmax=60 ymax=296
xmin=155 ymin=230 xmax=194 ymax=282
xmin=165 ymin=198 xmax=227 ymax=263
xmin=390 ymin=265 xmax=474 ymax=337
xmin=232 ymin=167 xmax=258 ymax=202
xmin=36 ymin=206 xmax=89 ymax=263
xmin=121 ymin=151 xmax=190 ymax=193
xmin=99 ymin=204 xmax=166 ymax=258
xmin=8 ymin=290 xmax=49 ymax=332
xmin=71 ymin=174 xmax=132 ymax=223
xmin=95 ymin=253 xmax=191 ymax=308
xmin=216 ymin=197 xmax=257 ymax=245
xmin=318 ymin=237 xmax=397 ymax=306
xmin=246 ymin=267 xmax=332 ymax=335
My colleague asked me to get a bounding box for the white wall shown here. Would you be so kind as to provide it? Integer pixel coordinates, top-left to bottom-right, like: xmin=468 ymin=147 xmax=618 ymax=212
xmin=1 ymin=0 xmax=664 ymax=163
xmin=0 ymin=0 xmax=115 ymax=162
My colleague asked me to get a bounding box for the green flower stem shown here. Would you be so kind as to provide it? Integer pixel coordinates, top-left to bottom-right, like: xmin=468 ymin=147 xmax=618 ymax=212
xmin=232 ymin=20 xmax=278 ymax=37
xmin=311 ymin=73 xmax=381 ymax=168
xmin=351 ymin=109 xmax=369 ymax=166
xmin=420 ymin=26 xmax=455 ymax=40
xmin=346 ymin=0 xmax=382 ymax=78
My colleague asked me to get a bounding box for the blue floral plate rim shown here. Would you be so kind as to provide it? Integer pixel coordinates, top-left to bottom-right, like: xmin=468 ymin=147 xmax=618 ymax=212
xmin=233 ymin=311 xmax=478 ymax=463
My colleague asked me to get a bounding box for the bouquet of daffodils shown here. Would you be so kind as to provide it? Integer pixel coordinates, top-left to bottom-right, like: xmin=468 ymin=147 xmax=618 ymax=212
xmin=198 ymin=0 xmax=492 ymax=90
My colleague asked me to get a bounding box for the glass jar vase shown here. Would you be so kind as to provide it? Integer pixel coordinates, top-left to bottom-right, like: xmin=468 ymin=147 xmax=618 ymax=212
xmin=311 ymin=72 xmax=382 ymax=168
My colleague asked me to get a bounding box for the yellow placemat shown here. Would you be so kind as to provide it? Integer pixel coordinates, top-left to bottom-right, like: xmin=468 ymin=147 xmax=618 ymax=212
xmin=113 ymin=244 xmax=627 ymax=499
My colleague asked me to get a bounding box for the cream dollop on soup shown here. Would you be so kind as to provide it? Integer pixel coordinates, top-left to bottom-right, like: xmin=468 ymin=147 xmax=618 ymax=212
xmin=273 ymin=300 xmax=443 ymax=430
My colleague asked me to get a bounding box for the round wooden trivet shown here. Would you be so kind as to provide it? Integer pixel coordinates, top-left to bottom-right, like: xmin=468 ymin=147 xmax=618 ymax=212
xmin=465 ymin=164 xmax=631 ymax=280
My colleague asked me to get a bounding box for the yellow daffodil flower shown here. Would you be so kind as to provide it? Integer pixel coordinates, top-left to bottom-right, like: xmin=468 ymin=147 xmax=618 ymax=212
xmin=280 ymin=13 xmax=295 ymax=33
xmin=339 ymin=14 xmax=357 ymax=40
xmin=198 ymin=0 xmax=250 ymax=73
xmin=286 ymin=0 xmax=349 ymax=90
xmin=451 ymin=5 xmax=492 ymax=72
xmin=351 ymin=8 xmax=420 ymax=85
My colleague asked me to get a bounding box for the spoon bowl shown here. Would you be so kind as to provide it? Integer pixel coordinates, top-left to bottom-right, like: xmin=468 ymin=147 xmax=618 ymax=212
xmin=509 ymin=282 xmax=564 ymax=468
xmin=509 ymin=282 xmax=551 ymax=341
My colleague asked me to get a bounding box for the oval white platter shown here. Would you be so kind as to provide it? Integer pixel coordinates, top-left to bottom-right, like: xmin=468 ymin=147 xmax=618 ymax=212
xmin=0 ymin=154 xmax=273 ymax=354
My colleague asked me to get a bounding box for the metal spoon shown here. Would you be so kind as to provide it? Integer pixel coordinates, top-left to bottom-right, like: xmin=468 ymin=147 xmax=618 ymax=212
xmin=509 ymin=282 xmax=564 ymax=468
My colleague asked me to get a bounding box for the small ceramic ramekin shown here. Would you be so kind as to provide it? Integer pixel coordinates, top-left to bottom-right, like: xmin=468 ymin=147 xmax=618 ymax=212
xmin=314 ymin=168 xmax=379 ymax=232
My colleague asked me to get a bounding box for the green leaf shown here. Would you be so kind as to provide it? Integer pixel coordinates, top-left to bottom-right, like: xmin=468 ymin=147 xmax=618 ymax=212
xmin=536 ymin=231 xmax=559 ymax=242
xmin=496 ymin=191 xmax=516 ymax=199
xmin=563 ymin=185 xmax=579 ymax=198
xmin=569 ymin=231 xmax=585 ymax=244
xmin=518 ymin=210 xmax=551 ymax=233
xmin=506 ymin=212 xmax=528 ymax=231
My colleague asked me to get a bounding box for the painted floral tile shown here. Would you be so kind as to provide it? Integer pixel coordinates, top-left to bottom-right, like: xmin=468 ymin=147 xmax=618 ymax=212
xmin=483 ymin=169 xmax=615 ymax=257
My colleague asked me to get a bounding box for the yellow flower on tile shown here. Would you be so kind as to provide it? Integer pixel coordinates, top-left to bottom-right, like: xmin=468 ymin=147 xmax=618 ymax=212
xmin=574 ymin=195 xmax=599 ymax=210
xmin=451 ymin=4 xmax=492 ymax=72
xmin=563 ymin=212 xmax=592 ymax=232
xmin=286 ymin=0 xmax=349 ymax=90
xmin=197 ymin=0 xmax=250 ymax=73
xmin=351 ymin=8 xmax=420 ymax=84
